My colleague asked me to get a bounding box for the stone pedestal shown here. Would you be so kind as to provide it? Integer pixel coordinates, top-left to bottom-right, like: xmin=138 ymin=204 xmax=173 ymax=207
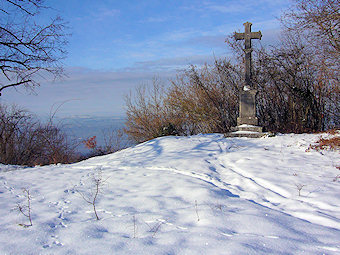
xmin=237 ymin=89 xmax=258 ymax=126
xmin=225 ymin=87 xmax=265 ymax=138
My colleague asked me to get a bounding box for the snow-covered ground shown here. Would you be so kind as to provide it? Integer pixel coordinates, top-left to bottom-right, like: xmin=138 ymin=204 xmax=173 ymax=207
xmin=0 ymin=133 xmax=339 ymax=254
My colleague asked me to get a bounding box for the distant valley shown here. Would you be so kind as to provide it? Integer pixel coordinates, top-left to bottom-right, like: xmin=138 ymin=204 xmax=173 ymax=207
xmin=55 ymin=116 xmax=131 ymax=153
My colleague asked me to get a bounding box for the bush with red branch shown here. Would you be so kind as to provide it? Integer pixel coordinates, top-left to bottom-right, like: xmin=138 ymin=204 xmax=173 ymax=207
xmin=83 ymin=136 xmax=97 ymax=150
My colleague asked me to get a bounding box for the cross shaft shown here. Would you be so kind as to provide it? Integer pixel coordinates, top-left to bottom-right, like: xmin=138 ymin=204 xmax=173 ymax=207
xmin=234 ymin=22 xmax=262 ymax=88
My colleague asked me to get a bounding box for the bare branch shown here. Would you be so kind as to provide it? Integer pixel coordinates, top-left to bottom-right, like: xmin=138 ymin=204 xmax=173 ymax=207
xmin=0 ymin=0 xmax=68 ymax=95
xmin=5 ymin=0 xmax=43 ymax=16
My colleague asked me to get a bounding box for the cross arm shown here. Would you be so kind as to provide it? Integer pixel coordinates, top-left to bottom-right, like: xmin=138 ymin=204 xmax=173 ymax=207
xmin=250 ymin=31 xmax=262 ymax=40
xmin=234 ymin=32 xmax=245 ymax=41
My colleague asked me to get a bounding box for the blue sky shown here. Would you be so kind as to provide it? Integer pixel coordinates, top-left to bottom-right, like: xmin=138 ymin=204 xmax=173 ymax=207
xmin=2 ymin=0 xmax=292 ymax=117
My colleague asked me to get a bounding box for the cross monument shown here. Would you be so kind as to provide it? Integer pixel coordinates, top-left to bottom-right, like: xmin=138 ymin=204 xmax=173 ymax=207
xmin=226 ymin=22 xmax=264 ymax=137
xmin=235 ymin=22 xmax=261 ymax=127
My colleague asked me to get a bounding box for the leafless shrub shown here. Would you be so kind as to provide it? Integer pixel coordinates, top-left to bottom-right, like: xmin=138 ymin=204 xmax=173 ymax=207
xmin=125 ymin=78 xmax=179 ymax=143
xmin=208 ymin=203 xmax=225 ymax=213
xmin=254 ymin=33 xmax=331 ymax=133
xmin=16 ymin=188 xmax=33 ymax=228
xmin=35 ymin=122 xmax=79 ymax=165
xmin=168 ymin=60 xmax=241 ymax=134
xmin=100 ymin=128 xmax=128 ymax=154
xmin=125 ymin=61 xmax=241 ymax=143
xmin=76 ymin=170 xmax=107 ymax=220
xmin=145 ymin=221 xmax=163 ymax=238
xmin=296 ymin=183 xmax=306 ymax=196
xmin=0 ymin=103 xmax=79 ymax=166
xmin=82 ymin=128 xmax=128 ymax=157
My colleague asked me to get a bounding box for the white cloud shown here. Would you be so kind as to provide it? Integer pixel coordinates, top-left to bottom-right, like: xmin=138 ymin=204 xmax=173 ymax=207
xmin=204 ymin=1 xmax=250 ymax=14
xmin=91 ymin=7 xmax=120 ymax=21
xmin=141 ymin=16 xmax=169 ymax=23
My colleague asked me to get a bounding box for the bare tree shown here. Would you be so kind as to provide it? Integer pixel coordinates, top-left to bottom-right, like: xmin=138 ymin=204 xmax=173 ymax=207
xmin=281 ymin=0 xmax=340 ymax=124
xmin=254 ymin=33 xmax=328 ymax=132
xmin=282 ymin=0 xmax=339 ymax=62
xmin=0 ymin=0 xmax=68 ymax=95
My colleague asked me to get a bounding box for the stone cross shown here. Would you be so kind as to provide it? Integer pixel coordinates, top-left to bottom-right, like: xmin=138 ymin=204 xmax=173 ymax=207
xmin=234 ymin=22 xmax=262 ymax=88
xmin=234 ymin=22 xmax=262 ymax=126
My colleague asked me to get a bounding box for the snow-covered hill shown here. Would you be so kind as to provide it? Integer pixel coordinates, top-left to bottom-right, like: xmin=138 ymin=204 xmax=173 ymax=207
xmin=0 ymin=133 xmax=339 ymax=254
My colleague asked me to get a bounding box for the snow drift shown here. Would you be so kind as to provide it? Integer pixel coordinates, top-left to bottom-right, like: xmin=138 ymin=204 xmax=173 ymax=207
xmin=0 ymin=133 xmax=339 ymax=254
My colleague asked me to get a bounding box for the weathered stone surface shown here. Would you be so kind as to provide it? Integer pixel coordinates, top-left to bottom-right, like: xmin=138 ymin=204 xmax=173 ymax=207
xmin=237 ymin=89 xmax=258 ymax=126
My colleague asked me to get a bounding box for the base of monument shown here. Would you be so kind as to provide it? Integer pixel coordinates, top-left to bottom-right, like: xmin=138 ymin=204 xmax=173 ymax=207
xmin=225 ymin=124 xmax=266 ymax=138
xmin=237 ymin=116 xmax=259 ymax=126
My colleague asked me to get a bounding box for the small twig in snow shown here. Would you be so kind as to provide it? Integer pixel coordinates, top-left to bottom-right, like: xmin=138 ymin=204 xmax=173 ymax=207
xmin=145 ymin=221 xmax=163 ymax=238
xmin=296 ymin=184 xmax=306 ymax=196
xmin=195 ymin=200 xmax=200 ymax=222
xmin=76 ymin=170 xmax=108 ymax=220
xmin=17 ymin=188 xmax=33 ymax=227
xmin=133 ymin=215 xmax=137 ymax=238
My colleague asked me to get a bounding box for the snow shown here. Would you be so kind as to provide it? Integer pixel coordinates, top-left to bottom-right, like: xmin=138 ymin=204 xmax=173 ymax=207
xmin=0 ymin=133 xmax=339 ymax=254
xmin=238 ymin=124 xmax=258 ymax=128
xmin=243 ymin=86 xmax=250 ymax=91
xmin=231 ymin=130 xmax=259 ymax=134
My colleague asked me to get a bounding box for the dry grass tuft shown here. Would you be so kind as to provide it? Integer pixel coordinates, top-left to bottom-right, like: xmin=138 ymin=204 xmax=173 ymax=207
xmin=307 ymin=136 xmax=340 ymax=151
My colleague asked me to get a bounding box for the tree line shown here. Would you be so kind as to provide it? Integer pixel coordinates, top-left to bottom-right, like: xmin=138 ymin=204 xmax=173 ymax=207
xmin=125 ymin=0 xmax=339 ymax=143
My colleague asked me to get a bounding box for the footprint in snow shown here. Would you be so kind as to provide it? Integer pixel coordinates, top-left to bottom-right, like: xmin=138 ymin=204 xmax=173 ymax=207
xmin=53 ymin=240 xmax=63 ymax=246
xmin=42 ymin=235 xmax=62 ymax=249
